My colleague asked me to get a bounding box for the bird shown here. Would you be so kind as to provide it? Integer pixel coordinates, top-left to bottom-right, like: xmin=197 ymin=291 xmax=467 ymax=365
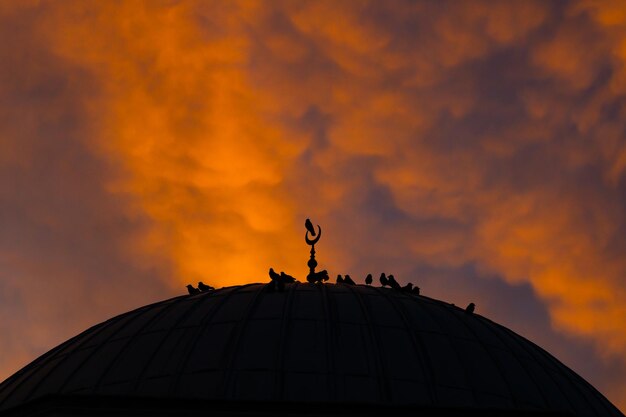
xmin=388 ymin=274 xmax=401 ymax=290
xmin=465 ymin=303 xmax=475 ymax=314
xmin=401 ymin=282 xmax=413 ymax=292
xmin=269 ymin=267 xmax=281 ymax=281
xmin=365 ymin=274 xmax=372 ymax=285
xmin=336 ymin=274 xmax=344 ymax=284
xmin=344 ymin=274 xmax=355 ymax=285
xmin=308 ymin=269 xmax=328 ymax=284
xmin=198 ymin=281 xmax=214 ymax=292
xmin=280 ymin=271 xmax=296 ymax=283
xmin=322 ymin=270 xmax=329 ymax=281
xmin=412 ymin=286 xmax=420 ymax=295
xmin=305 ymin=218 xmax=316 ymax=236
xmin=186 ymin=284 xmax=200 ymax=295
xmin=379 ymin=273 xmax=389 ymax=287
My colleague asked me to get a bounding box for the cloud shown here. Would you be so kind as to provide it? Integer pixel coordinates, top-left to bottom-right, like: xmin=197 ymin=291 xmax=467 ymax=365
xmin=0 ymin=3 xmax=173 ymax=380
xmin=1 ymin=0 xmax=626 ymax=411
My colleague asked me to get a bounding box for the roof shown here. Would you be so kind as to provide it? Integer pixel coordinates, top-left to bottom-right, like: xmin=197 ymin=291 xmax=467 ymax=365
xmin=0 ymin=283 xmax=622 ymax=416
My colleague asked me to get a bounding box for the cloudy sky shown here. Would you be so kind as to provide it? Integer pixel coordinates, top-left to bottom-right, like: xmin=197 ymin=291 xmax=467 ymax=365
xmin=1 ymin=0 xmax=626 ymax=411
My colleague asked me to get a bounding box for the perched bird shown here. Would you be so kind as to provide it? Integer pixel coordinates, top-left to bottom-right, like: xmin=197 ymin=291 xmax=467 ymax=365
xmin=308 ymin=269 xmax=329 ymax=284
xmin=411 ymin=286 xmax=420 ymax=295
xmin=379 ymin=273 xmax=389 ymax=287
xmin=198 ymin=281 xmax=214 ymax=292
xmin=269 ymin=267 xmax=281 ymax=281
xmin=186 ymin=284 xmax=200 ymax=295
xmin=401 ymin=282 xmax=413 ymax=292
xmin=280 ymin=272 xmax=296 ymax=283
xmin=465 ymin=303 xmax=475 ymax=314
xmin=388 ymin=274 xmax=401 ymax=290
xmin=305 ymin=218 xmax=316 ymax=236
xmin=344 ymin=274 xmax=355 ymax=285
xmin=336 ymin=274 xmax=344 ymax=284
xmin=365 ymin=274 xmax=372 ymax=285
xmin=268 ymin=268 xmax=292 ymax=292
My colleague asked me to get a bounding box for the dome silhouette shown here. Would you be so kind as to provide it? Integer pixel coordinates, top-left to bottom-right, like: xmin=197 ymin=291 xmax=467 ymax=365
xmin=0 ymin=283 xmax=622 ymax=416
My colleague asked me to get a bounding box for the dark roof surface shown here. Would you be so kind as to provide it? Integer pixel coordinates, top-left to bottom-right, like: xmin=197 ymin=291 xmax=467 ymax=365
xmin=0 ymin=283 xmax=622 ymax=416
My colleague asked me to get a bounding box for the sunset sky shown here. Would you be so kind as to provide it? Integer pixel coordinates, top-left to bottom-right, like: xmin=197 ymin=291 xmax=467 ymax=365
xmin=1 ymin=0 xmax=626 ymax=410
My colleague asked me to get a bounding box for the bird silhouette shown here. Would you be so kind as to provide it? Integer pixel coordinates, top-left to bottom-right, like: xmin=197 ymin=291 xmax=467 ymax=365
xmin=186 ymin=284 xmax=200 ymax=295
xmin=305 ymin=218 xmax=316 ymax=236
xmin=268 ymin=268 xmax=291 ymax=292
xmin=365 ymin=274 xmax=372 ymax=285
xmin=379 ymin=273 xmax=389 ymax=287
xmin=465 ymin=303 xmax=475 ymax=314
xmin=198 ymin=281 xmax=214 ymax=292
xmin=269 ymin=267 xmax=281 ymax=281
xmin=280 ymin=272 xmax=296 ymax=283
xmin=388 ymin=274 xmax=401 ymax=290
xmin=401 ymin=282 xmax=413 ymax=292
xmin=344 ymin=274 xmax=355 ymax=285
xmin=336 ymin=274 xmax=344 ymax=284
xmin=412 ymin=286 xmax=420 ymax=295
xmin=308 ymin=269 xmax=329 ymax=284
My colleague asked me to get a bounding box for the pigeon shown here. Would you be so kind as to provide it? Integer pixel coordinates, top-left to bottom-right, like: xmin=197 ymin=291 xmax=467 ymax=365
xmin=280 ymin=272 xmax=296 ymax=283
xmin=308 ymin=269 xmax=329 ymax=284
xmin=336 ymin=274 xmax=344 ymax=284
xmin=401 ymin=282 xmax=413 ymax=292
xmin=305 ymin=218 xmax=316 ymax=236
xmin=412 ymin=286 xmax=420 ymax=295
xmin=269 ymin=267 xmax=281 ymax=281
xmin=198 ymin=281 xmax=214 ymax=292
xmin=344 ymin=275 xmax=355 ymax=285
xmin=186 ymin=284 xmax=200 ymax=295
xmin=365 ymin=274 xmax=372 ymax=285
xmin=379 ymin=273 xmax=389 ymax=287
xmin=465 ymin=303 xmax=475 ymax=314
xmin=388 ymin=274 xmax=401 ymax=290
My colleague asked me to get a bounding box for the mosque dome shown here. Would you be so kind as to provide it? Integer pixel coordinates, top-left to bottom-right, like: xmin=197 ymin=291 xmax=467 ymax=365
xmin=0 ymin=282 xmax=622 ymax=417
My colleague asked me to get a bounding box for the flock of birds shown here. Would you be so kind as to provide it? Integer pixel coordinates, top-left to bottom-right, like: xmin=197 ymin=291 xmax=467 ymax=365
xmin=334 ymin=273 xmax=476 ymax=313
xmin=185 ymin=218 xmax=477 ymax=313
xmin=368 ymin=272 xmax=421 ymax=295
xmin=186 ymin=272 xmax=476 ymax=314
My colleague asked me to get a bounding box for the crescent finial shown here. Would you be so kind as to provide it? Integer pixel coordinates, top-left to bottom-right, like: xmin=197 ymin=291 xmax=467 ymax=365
xmin=305 ymin=225 xmax=322 ymax=245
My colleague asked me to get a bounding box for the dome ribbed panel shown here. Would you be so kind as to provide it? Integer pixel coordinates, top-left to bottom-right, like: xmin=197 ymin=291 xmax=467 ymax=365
xmin=0 ymin=283 xmax=622 ymax=417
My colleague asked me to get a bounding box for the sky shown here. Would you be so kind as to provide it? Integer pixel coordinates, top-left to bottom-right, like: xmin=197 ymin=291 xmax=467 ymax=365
xmin=1 ymin=0 xmax=626 ymax=411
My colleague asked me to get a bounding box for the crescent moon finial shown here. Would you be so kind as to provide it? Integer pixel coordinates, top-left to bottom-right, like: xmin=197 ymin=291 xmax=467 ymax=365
xmin=304 ymin=219 xmax=324 ymax=283
xmin=305 ymin=225 xmax=322 ymax=245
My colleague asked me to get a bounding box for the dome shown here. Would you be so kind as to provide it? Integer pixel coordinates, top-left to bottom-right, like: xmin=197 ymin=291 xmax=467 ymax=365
xmin=0 ymin=282 xmax=622 ymax=416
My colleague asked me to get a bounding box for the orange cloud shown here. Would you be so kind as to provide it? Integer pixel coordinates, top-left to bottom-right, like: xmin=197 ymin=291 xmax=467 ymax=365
xmin=2 ymin=0 xmax=626 ymax=410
